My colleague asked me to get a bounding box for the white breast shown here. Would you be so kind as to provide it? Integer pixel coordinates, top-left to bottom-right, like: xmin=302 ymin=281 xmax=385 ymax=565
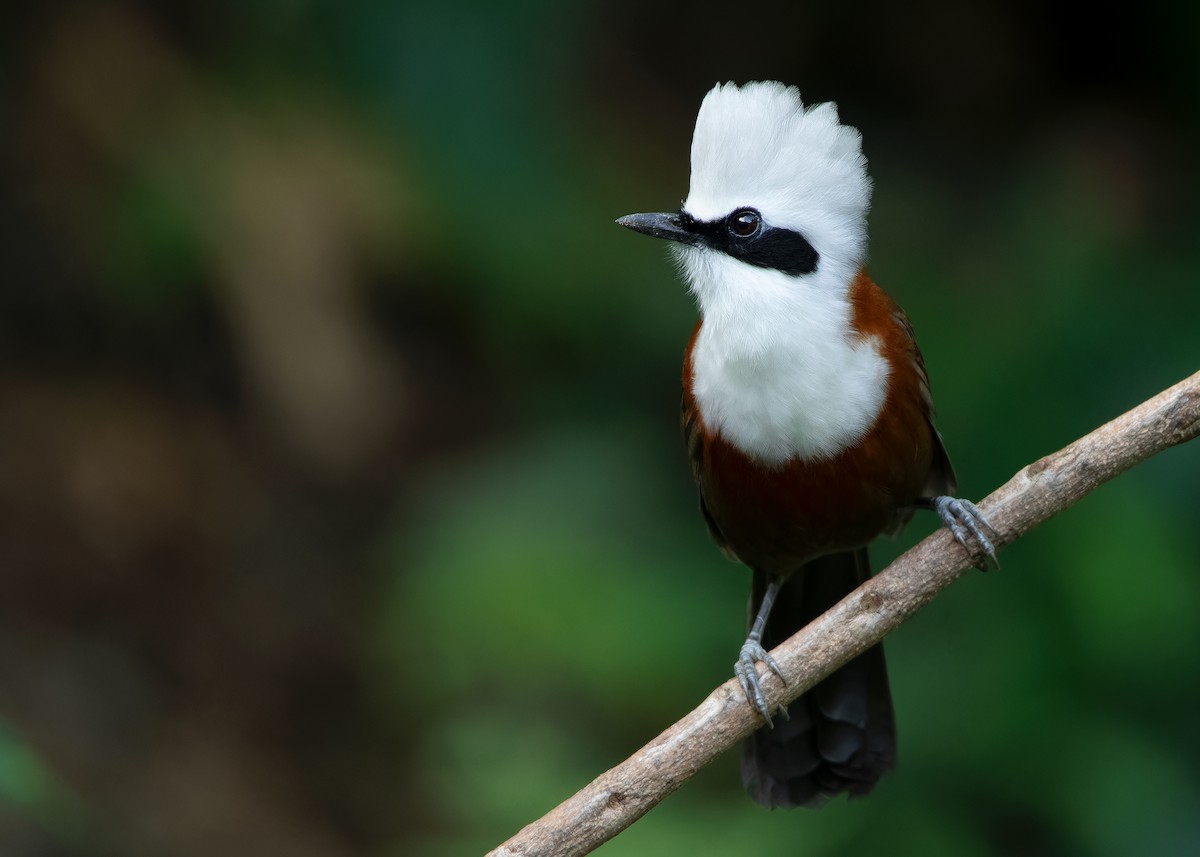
xmin=682 ymin=249 xmax=889 ymax=465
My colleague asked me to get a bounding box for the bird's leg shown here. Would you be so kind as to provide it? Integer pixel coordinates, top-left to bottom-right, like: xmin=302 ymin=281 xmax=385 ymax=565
xmin=919 ymin=496 xmax=999 ymax=570
xmin=734 ymin=577 xmax=787 ymax=725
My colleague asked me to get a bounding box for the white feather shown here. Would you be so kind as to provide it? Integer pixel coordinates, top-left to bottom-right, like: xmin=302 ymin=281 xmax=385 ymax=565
xmin=678 ymin=81 xmax=888 ymax=464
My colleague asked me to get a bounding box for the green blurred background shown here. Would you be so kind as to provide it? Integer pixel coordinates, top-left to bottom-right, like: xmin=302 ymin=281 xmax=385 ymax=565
xmin=1 ymin=2 xmax=1198 ymax=855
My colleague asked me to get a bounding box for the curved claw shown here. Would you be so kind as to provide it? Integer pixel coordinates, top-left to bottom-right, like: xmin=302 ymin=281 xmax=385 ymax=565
xmin=933 ymin=496 xmax=998 ymax=570
xmin=734 ymin=640 xmax=785 ymax=726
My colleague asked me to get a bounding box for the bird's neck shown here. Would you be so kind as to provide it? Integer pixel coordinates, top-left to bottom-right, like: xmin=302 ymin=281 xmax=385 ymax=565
xmin=686 ymin=267 xmax=892 ymax=465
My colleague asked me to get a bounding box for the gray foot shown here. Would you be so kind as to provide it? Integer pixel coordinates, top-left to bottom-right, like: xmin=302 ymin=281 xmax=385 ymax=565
xmin=734 ymin=640 xmax=785 ymax=725
xmin=933 ymin=496 xmax=998 ymax=569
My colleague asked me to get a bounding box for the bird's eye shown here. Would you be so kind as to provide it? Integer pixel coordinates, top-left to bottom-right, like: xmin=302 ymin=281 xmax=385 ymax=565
xmin=728 ymin=209 xmax=761 ymax=238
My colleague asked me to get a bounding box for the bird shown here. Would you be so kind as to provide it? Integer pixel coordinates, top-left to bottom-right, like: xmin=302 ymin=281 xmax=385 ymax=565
xmin=616 ymin=81 xmax=996 ymax=809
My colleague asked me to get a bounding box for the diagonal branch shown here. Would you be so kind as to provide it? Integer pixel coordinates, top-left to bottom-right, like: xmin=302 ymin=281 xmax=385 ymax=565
xmin=488 ymin=370 xmax=1200 ymax=857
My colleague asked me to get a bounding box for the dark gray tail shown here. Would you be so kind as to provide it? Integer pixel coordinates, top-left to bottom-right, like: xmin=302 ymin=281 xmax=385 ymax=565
xmin=741 ymin=548 xmax=896 ymax=808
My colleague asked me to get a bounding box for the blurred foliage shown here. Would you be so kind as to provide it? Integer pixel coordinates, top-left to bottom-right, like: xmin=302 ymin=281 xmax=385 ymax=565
xmin=1 ymin=1 xmax=1199 ymax=856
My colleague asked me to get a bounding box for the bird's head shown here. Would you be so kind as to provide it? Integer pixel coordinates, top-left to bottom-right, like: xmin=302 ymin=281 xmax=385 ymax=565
xmin=619 ymin=81 xmax=871 ymax=321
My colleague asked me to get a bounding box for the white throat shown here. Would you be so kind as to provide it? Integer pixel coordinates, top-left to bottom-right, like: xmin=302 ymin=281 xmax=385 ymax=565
xmin=682 ymin=249 xmax=889 ymax=464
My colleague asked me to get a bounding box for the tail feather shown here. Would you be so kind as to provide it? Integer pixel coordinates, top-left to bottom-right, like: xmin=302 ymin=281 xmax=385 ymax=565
xmin=741 ymin=549 xmax=896 ymax=808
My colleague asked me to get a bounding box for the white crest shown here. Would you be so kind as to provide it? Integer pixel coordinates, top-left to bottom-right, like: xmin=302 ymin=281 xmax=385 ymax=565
xmin=684 ymin=81 xmax=872 ymax=273
xmin=678 ymin=81 xmax=887 ymax=463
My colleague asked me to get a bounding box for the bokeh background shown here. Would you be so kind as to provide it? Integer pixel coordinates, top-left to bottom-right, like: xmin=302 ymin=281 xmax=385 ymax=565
xmin=2 ymin=2 xmax=1199 ymax=855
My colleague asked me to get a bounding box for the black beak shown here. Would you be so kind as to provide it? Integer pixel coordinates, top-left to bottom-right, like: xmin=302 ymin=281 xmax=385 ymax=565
xmin=615 ymin=212 xmax=703 ymax=247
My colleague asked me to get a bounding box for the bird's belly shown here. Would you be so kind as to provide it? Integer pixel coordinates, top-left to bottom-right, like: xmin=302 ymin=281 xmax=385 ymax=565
xmin=700 ymin=418 xmax=931 ymax=575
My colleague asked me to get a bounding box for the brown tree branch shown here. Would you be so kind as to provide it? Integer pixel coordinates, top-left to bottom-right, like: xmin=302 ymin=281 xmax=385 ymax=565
xmin=488 ymin=370 xmax=1200 ymax=857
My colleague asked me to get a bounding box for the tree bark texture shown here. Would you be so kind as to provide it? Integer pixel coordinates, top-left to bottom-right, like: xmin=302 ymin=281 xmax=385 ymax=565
xmin=488 ymin=370 xmax=1200 ymax=857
